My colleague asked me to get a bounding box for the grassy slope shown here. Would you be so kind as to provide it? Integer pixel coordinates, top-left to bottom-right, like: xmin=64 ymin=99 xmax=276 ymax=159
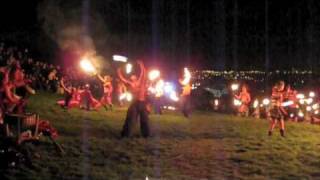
xmin=3 ymin=92 xmax=320 ymax=180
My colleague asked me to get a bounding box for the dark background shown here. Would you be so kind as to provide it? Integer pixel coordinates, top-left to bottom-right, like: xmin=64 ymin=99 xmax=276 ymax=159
xmin=1 ymin=0 xmax=320 ymax=71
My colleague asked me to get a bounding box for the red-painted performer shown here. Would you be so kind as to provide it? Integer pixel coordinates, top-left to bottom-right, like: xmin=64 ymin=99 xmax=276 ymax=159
xmin=118 ymin=60 xmax=150 ymax=138
xmin=234 ymin=84 xmax=251 ymax=117
xmin=1 ymin=62 xmax=34 ymax=114
xmin=80 ymin=84 xmax=101 ymax=111
xmin=283 ymin=84 xmax=298 ymax=122
xmin=98 ymin=75 xmax=113 ymax=110
xmin=57 ymin=78 xmax=80 ymax=108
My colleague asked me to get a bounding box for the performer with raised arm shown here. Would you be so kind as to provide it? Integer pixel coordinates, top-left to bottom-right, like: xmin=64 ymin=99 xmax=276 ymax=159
xmin=59 ymin=77 xmax=75 ymax=109
xmin=118 ymin=61 xmax=150 ymax=138
xmin=98 ymin=74 xmax=113 ymax=111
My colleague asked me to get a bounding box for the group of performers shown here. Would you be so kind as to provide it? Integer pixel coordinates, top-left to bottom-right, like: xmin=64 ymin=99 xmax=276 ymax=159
xmin=233 ymin=80 xmax=312 ymax=137
xmin=57 ymin=75 xmax=121 ymax=111
xmin=57 ymin=60 xmax=192 ymax=138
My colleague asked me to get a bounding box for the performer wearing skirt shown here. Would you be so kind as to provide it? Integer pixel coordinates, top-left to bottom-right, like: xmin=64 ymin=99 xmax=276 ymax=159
xmin=268 ymin=81 xmax=287 ymax=137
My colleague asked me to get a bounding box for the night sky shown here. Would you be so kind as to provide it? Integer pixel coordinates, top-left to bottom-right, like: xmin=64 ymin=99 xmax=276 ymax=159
xmin=1 ymin=0 xmax=320 ymax=70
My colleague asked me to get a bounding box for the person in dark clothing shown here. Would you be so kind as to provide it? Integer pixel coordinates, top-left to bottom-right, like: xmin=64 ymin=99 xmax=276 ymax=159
xmin=118 ymin=61 xmax=150 ymax=138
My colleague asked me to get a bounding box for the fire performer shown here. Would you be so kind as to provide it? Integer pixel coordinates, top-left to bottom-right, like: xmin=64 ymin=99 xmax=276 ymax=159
xmin=117 ymin=60 xmax=150 ymax=138
xmin=268 ymin=81 xmax=287 ymax=137
xmin=80 ymin=84 xmax=101 ymax=111
xmin=234 ymin=84 xmax=251 ymax=117
xmin=58 ymin=78 xmax=80 ymax=108
xmin=179 ymin=68 xmax=192 ymax=118
xmin=283 ymin=84 xmax=298 ymax=122
xmin=1 ymin=62 xmax=34 ymax=113
xmin=98 ymin=75 xmax=113 ymax=110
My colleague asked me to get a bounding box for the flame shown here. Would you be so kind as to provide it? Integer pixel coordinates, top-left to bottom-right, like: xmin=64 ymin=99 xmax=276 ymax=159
xmin=80 ymin=58 xmax=96 ymax=73
xmin=181 ymin=67 xmax=191 ymax=85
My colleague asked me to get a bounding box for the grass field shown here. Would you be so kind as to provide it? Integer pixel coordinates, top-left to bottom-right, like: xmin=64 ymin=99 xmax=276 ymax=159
xmin=3 ymin=92 xmax=320 ymax=180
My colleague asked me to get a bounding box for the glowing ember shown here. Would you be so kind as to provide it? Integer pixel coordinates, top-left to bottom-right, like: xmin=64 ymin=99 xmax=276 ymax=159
xmin=126 ymin=63 xmax=133 ymax=74
xmin=80 ymin=58 xmax=96 ymax=73
xmin=113 ymin=55 xmax=128 ymax=62
xmin=148 ymin=70 xmax=160 ymax=81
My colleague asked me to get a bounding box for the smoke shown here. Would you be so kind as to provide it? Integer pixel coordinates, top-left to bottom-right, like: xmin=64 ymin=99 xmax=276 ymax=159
xmin=37 ymin=0 xmax=111 ymax=71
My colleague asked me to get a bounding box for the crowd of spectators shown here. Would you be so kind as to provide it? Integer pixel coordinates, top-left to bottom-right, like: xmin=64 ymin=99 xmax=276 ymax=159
xmin=0 ymin=42 xmax=102 ymax=96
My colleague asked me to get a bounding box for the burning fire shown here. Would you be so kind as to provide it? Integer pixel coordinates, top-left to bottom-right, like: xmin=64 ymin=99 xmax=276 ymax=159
xmin=181 ymin=67 xmax=191 ymax=85
xmin=80 ymin=58 xmax=96 ymax=74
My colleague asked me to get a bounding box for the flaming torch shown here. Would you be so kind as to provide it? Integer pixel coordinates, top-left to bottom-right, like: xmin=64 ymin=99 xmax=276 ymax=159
xmin=80 ymin=58 xmax=96 ymax=74
xmin=181 ymin=67 xmax=191 ymax=85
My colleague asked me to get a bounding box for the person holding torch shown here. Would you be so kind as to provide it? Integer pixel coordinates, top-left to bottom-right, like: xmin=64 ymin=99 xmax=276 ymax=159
xmin=117 ymin=60 xmax=150 ymax=138
xmin=179 ymin=68 xmax=192 ymax=118
xmin=98 ymin=75 xmax=113 ymax=111
xmin=234 ymin=84 xmax=251 ymax=117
